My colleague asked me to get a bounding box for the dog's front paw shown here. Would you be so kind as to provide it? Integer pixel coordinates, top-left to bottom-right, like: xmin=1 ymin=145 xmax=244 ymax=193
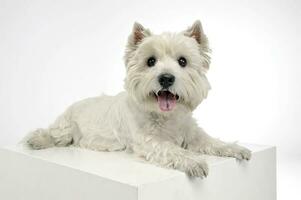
xmin=223 ymin=144 xmax=252 ymax=161
xmin=183 ymin=158 xmax=209 ymax=178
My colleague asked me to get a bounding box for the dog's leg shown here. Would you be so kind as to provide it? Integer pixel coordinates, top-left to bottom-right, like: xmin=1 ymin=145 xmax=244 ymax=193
xmin=26 ymin=128 xmax=56 ymax=149
xmin=133 ymin=137 xmax=208 ymax=178
xmin=26 ymin=114 xmax=81 ymax=150
xmin=187 ymin=127 xmax=251 ymax=160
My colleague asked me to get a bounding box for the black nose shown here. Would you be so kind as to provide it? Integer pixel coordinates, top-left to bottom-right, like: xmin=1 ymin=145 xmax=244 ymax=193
xmin=158 ymin=73 xmax=175 ymax=88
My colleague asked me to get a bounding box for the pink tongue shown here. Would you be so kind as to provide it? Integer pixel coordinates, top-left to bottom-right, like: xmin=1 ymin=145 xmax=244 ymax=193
xmin=157 ymin=91 xmax=177 ymax=111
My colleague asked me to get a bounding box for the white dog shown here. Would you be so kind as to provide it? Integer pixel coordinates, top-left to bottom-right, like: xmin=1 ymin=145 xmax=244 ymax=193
xmin=26 ymin=20 xmax=251 ymax=178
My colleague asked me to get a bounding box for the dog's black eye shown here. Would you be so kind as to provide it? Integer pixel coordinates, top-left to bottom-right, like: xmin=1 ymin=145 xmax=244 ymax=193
xmin=147 ymin=56 xmax=156 ymax=67
xmin=178 ymin=57 xmax=187 ymax=67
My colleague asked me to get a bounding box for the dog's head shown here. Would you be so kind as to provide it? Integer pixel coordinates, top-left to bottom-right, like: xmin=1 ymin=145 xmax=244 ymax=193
xmin=124 ymin=20 xmax=211 ymax=114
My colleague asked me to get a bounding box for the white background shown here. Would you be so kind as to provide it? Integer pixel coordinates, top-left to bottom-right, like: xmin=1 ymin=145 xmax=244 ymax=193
xmin=0 ymin=0 xmax=300 ymax=199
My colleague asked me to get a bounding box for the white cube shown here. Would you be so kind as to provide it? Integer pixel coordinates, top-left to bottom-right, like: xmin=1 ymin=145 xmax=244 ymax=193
xmin=0 ymin=144 xmax=276 ymax=200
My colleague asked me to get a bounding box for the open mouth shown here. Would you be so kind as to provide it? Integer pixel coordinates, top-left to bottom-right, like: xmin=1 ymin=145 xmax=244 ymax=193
xmin=154 ymin=90 xmax=179 ymax=112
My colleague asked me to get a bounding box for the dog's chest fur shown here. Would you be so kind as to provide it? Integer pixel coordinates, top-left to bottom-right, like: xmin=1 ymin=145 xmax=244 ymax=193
xmin=130 ymin=106 xmax=191 ymax=147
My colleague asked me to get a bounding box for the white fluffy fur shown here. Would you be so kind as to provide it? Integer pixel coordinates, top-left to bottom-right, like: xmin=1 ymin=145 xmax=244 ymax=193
xmin=25 ymin=20 xmax=251 ymax=178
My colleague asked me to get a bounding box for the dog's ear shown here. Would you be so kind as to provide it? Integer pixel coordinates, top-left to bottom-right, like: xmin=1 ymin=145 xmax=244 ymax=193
xmin=184 ymin=20 xmax=211 ymax=70
xmin=125 ymin=22 xmax=151 ymax=66
xmin=132 ymin=22 xmax=146 ymax=45
xmin=129 ymin=22 xmax=151 ymax=46
xmin=184 ymin=20 xmax=205 ymax=44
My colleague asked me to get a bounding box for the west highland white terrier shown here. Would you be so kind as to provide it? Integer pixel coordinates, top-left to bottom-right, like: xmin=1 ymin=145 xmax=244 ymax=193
xmin=25 ymin=20 xmax=251 ymax=178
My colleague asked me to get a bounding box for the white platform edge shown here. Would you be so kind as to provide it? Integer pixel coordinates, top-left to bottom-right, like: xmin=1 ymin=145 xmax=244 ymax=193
xmin=1 ymin=143 xmax=275 ymax=187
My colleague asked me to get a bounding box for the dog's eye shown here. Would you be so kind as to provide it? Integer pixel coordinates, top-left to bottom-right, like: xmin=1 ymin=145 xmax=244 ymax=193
xmin=178 ymin=57 xmax=187 ymax=67
xmin=147 ymin=57 xmax=156 ymax=67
